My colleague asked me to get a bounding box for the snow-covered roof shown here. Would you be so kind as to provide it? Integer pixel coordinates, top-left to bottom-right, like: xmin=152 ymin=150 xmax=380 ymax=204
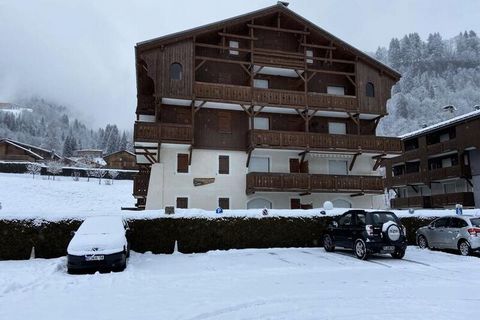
xmin=103 ymin=150 xmax=136 ymax=159
xmin=0 ymin=139 xmax=44 ymax=160
xmin=399 ymin=109 xmax=480 ymax=140
xmin=2 ymin=138 xmax=61 ymax=159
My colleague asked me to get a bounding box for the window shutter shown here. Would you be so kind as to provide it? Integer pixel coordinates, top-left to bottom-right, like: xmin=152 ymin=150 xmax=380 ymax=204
xmin=176 ymin=197 xmax=188 ymax=209
xmin=289 ymin=159 xmax=300 ymax=173
xmin=219 ymin=155 xmax=229 ymax=174
xmin=177 ymin=153 xmax=189 ymax=173
xmin=290 ymin=198 xmax=301 ymax=209
xmin=218 ymin=111 xmax=232 ymax=134
xmin=218 ymin=197 xmax=230 ymax=209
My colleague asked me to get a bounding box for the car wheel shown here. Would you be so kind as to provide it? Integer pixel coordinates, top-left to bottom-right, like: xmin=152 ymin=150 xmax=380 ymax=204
xmin=354 ymin=239 xmax=368 ymax=260
xmin=417 ymin=235 xmax=429 ymax=249
xmin=391 ymin=248 xmax=405 ymax=259
xmin=458 ymin=240 xmax=472 ymax=256
xmin=323 ymin=234 xmax=335 ymax=252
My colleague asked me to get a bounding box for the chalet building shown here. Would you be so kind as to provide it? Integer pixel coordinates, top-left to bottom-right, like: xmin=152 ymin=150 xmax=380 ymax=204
xmin=74 ymin=149 xmax=104 ymax=158
xmin=0 ymin=138 xmax=61 ymax=162
xmin=103 ymin=150 xmax=138 ymax=170
xmin=385 ymin=110 xmax=480 ymax=209
xmin=132 ymin=2 xmax=402 ymax=210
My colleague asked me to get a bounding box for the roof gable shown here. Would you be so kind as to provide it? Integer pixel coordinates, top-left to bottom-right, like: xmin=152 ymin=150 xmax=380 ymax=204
xmin=137 ymin=3 xmax=400 ymax=79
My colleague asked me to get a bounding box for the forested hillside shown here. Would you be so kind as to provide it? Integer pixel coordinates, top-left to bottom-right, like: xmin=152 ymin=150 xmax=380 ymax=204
xmin=0 ymin=97 xmax=133 ymax=156
xmin=376 ymin=31 xmax=480 ymax=136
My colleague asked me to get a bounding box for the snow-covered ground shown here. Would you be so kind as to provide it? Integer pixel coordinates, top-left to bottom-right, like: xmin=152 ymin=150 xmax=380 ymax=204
xmin=2 ymin=172 xmax=479 ymax=221
xmin=0 ymin=247 xmax=478 ymax=320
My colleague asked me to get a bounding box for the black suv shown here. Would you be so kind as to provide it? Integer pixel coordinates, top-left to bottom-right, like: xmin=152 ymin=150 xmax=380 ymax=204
xmin=323 ymin=210 xmax=407 ymax=260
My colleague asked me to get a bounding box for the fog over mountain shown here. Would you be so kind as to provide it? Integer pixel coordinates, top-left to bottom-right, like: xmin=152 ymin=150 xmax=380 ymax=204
xmin=0 ymin=0 xmax=479 ymax=131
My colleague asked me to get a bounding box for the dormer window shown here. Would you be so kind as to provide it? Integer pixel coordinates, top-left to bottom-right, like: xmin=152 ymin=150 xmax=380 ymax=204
xmin=170 ymin=63 xmax=182 ymax=80
xmin=229 ymin=40 xmax=239 ymax=55
xmin=366 ymin=82 xmax=375 ymax=97
xmin=306 ymin=50 xmax=313 ymax=64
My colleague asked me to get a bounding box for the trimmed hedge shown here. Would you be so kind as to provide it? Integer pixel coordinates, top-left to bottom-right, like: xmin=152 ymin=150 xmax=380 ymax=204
xmin=0 ymin=216 xmax=435 ymax=260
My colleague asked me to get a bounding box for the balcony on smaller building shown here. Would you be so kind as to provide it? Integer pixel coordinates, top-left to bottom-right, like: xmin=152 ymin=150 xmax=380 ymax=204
xmin=390 ymin=196 xmax=431 ymax=209
xmin=246 ymin=172 xmax=383 ymax=195
xmin=390 ymin=192 xmax=475 ymax=209
xmin=134 ymin=122 xmax=193 ymax=144
xmin=248 ymin=129 xmax=402 ymax=154
xmin=426 ymin=138 xmax=457 ymax=155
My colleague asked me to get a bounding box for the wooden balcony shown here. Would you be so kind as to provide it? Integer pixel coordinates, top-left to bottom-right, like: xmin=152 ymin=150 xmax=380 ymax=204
xmin=246 ymin=172 xmax=384 ymax=195
xmin=134 ymin=122 xmax=193 ymax=144
xmin=386 ymin=172 xmax=425 ymax=187
xmin=429 ymin=165 xmax=471 ymax=181
xmin=248 ymin=129 xmax=402 ymax=154
xmin=426 ymin=139 xmax=457 ymax=155
xmin=391 ymin=196 xmax=430 ymax=209
xmin=194 ymin=82 xmax=364 ymax=113
xmin=430 ymin=192 xmax=475 ymax=208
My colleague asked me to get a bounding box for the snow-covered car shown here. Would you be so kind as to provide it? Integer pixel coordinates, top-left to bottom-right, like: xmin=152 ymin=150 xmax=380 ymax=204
xmin=67 ymin=216 xmax=130 ymax=274
xmin=416 ymin=215 xmax=480 ymax=256
xmin=323 ymin=210 xmax=407 ymax=260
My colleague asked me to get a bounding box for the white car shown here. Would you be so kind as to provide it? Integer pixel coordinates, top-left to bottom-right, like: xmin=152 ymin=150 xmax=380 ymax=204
xmin=67 ymin=216 xmax=130 ymax=274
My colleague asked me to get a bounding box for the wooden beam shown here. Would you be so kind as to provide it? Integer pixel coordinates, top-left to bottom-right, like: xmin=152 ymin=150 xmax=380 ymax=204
xmin=295 ymin=108 xmax=308 ymax=121
xmin=300 ymin=43 xmax=336 ymax=50
xmin=350 ymin=193 xmax=365 ymax=197
xmin=294 ymin=69 xmax=305 ymax=82
xmin=308 ymin=55 xmax=355 ymax=65
xmin=195 ymin=56 xmax=250 ymax=65
xmin=188 ymin=145 xmax=193 ymax=165
xmin=465 ymin=178 xmax=474 ymax=188
xmin=254 ymin=47 xmax=304 ymax=58
xmin=347 ymin=112 xmax=359 ymax=125
xmin=246 ymin=149 xmax=253 ymax=167
xmin=194 ymin=101 xmax=206 ymax=113
xmin=239 ymin=104 xmax=253 ymax=117
xmin=298 ymin=150 xmax=310 ymax=157
xmin=218 ymin=32 xmax=258 ymax=40
xmin=240 ymin=64 xmax=251 ymax=76
xmin=307 ymin=68 xmax=355 ymax=76
xmin=373 ymin=157 xmax=384 ymax=171
xmin=372 ymin=153 xmax=386 ymax=160
xmin=373 ymin=115 xmax=384 ymax=130
xmin=407 ymin=184 xmax=419 ymax=193
xmin=299 ymin=192 xmax=311 ymax=196
xmin=195 ymin=60 xmax=206 ymax=71
xmin=253 ymin=106 xmax=265 ymax=117
xmin=247 ymin=24 xmax=310 ymax=35
xmin=349 ymin=152 xmax=361 ymax=171
xmin=195 ymin=42 xmax=252 ymax=53
xmin=252 ymin=66 xmax=264 ymax=77
xmin=346 ymin=75 xmax=357 ymax=87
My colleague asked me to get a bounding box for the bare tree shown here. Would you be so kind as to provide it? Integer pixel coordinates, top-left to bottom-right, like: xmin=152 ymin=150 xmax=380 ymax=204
xmin=26 ymin=162 xmax=42 ymax=179
xmin=91 ymin=168 xmax=107 ymax=185
xmin=46 ymin=161 xmax=63 ymax=180
xmin=108 ymin=170 xmax=119 ymax=184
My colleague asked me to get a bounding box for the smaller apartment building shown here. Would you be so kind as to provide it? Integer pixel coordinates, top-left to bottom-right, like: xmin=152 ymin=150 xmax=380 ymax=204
xmin=385 ymin=110 xmax=480 ymax=209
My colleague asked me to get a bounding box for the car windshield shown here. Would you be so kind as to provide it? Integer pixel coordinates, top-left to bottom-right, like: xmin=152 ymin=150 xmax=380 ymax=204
xmin=470 ymin=218 xmax=480 ymax=227
xmin=76 ymin=216 xmax=125 ymax=235
xmin=368 ymin=212 xmax=398 ymax=225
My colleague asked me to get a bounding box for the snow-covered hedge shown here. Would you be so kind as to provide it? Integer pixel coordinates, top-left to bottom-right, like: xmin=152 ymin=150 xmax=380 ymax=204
xmin=0 ymin=216 xmax=437 ymax=260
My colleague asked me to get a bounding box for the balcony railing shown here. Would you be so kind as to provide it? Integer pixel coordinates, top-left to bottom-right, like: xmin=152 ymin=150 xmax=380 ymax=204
xmin=430 ymin=192 xmax=475 ymax=208
xmin=194 ymin=82 xmax=364 ymax=113
xmin=391 ymin=196 xmax=430 ymax=209
xmin=386 ymin=172 xmax=425 ymax=187
xmin=246 ymin=172 xmax=384 ymax=194
xmin=134 ymin=122 xmax=193 ymax=144
xmin=428 ymin=165 xmax=470 ymax=181
xmin=426 ymin=139 xmax=457 ymax=155
xmin=248 ymin=129 xmax=402 ymax=154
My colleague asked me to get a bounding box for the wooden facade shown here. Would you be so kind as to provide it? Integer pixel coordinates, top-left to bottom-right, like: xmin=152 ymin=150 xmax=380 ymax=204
xmin=385 ymin=111 xmax=480 ymax=208
xmin=132 ymin=3 xmax=401 ymax=208
xmin=103 ymin=150 xmax=138 ymax=170
xmin=0 ymin=139 xmax=61 ymax=162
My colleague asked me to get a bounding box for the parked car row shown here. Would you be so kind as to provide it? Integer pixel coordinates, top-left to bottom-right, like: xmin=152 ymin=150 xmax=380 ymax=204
xmin=323 ymin=210 xmax=480 ymax=260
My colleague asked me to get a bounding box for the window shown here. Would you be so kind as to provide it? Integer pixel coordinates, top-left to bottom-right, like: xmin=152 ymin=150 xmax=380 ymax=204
xmin=328 ymin=122 xmax=347 ymax=135
xmin=444 ymin=182 xmax=456 ymax=194
xmin=439 ymin=133 xmax=450 ymax=142
xmin=332 ymin=199 xmax=352 ymax=208
xmin=218 ymin=111 xmax=232 ymax=134
xmin=290 ymin=198 xmax=301 ymax=209
xmin=328 ymin=160 xmax=348 ymax=175
xmin=366 ymin=82 xmax=375 ymax=97
xmin=433 ymin=218 xmax=449 ymax=228
xmin=356 ymin=212 xmax=366 ymax=226
xmin=218 ymin=197 xmax=230 ymax=209
xmin=218 ymin=155 xmax=229 ymax=174
xmin=170 ymin=63 xmax=182 ymax=80
xmin=338 ymin=213 xmax=353 ymax=226
xmin=306 ymin=50 xmax=313 ymax=64
xmin=247 ymin=198 xmax=272 ymax=209
xmin=253 ymin=117 xmax=269 ymax=130
xmin=289 ymin=158 xmax=300 ymax=173
xmin=254 ymin=79 xmax=269 ymax=89
xmin=248 ymin=157 xmax=270 ymax=173
xmin=441 ymin=158 xmax=452 ymax=168
xmin=176 ymin=197 xmax=188 ymax=209
xmin=177 ymin=153 xmax=189 ymax=173
xmin=229 ymin=40 xmax=239 ymax=55
xmin=327 ymin=86 xmax=345 ymax=95
xmin=450 ymin=218 xmax=468 ymax=228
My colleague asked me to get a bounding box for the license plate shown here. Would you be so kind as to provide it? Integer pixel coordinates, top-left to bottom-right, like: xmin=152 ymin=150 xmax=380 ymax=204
xmin=85 ymin=255 xmax=104 ymax=261
xmin=382 ymin=246 xmax=395 ymax=251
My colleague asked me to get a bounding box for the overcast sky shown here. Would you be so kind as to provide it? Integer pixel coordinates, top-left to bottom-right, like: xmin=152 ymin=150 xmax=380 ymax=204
xmin=1 ymin=0 xmax=479 ymax=129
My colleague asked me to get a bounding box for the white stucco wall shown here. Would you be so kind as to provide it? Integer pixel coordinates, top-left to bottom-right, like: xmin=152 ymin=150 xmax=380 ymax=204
xmin=145 ymin=145 xmax=386 ymax=210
